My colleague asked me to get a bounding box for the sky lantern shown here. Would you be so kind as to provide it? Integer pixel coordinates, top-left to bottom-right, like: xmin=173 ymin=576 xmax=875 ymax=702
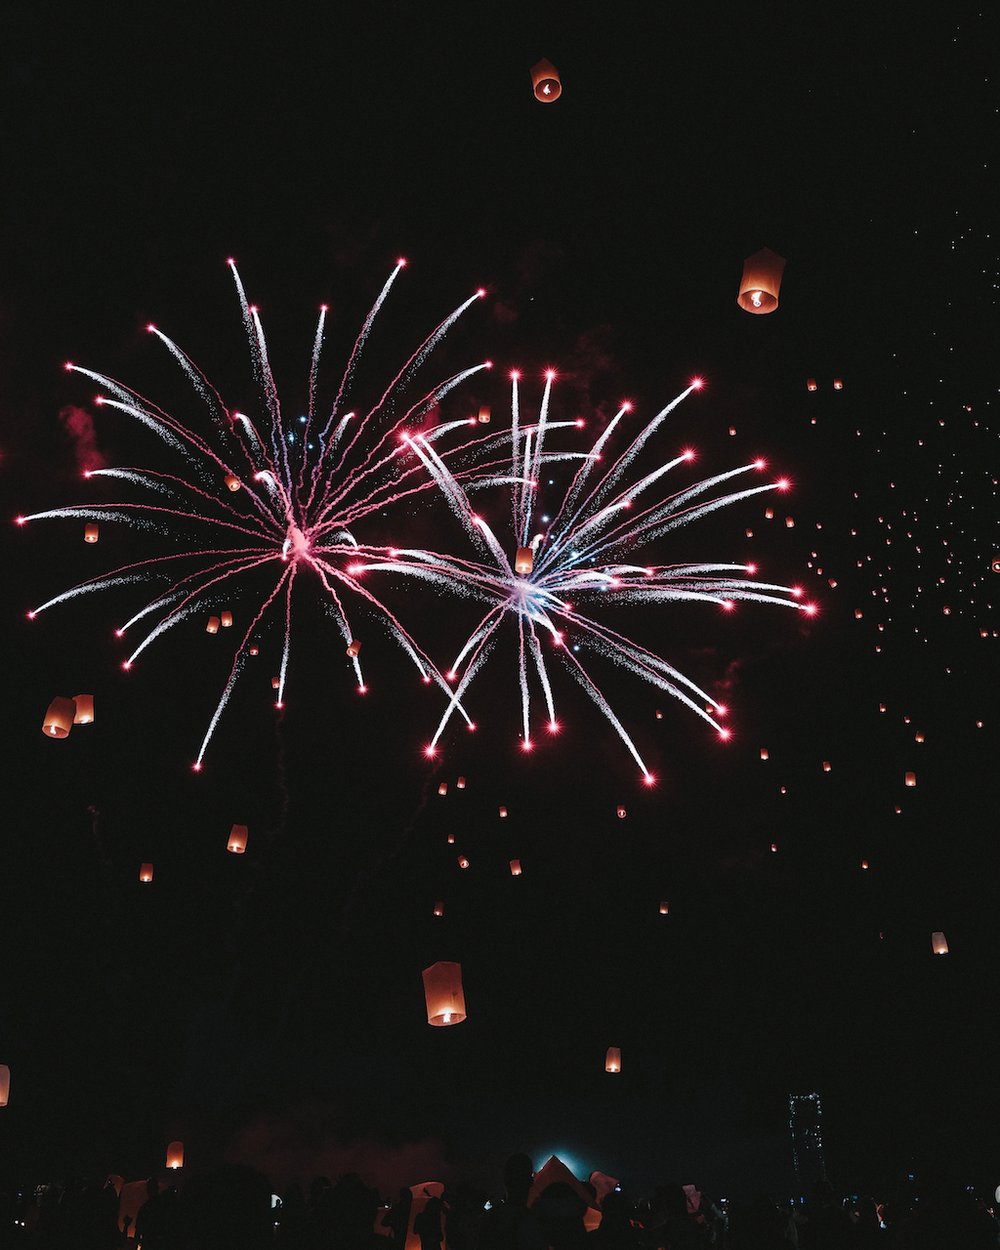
xmin=736 ymin=247 xmax=785 ymax=314
xmin=271 ymin=675 xmax=280 ymax=689
xmin=931 ymin=931 xmax=949 ymax=956
xmin=915 ymin=731 xmax=925 ymax=743
xmin=478 ymin=405 xmax=491 ymax=424
xmin=655 ymin=709 xmax=663 ymax=719
xmin=530 ymin=58 xmax=562 ymax=102
xmin=346 ymin=639 xmax=362 ymax=657
xmin=249 ymin=644 xmax=259 ymax=656
xmin=822 ymin=760 xmax=831 ymax=772
xmin=166 ymin=1141 xmax=184 ymax=1169
xmin=616 ymin=805 xmax=627 ymax=819
xmin=438 ymin=782 xmax=448 ymax=796
xmin=770 ymin=842 xmax=778 ymax=853
xmin=515 ymin=546 xmax=534 ymax=575
xmin=433 ymin=901 xmax=444 ymax=917
xmin=806 ymin=379 xmax=817 ymax=392
xmin=861 ymin=859 xmax=870 ymax=870
xmin=499 ymin=805 xmax=508 ymax=818
xmin=227 ymin=824 xmax=248 ymax=854
xmin=764 ymin=507 xmax=774 ymax=519
xmin=84 ymin=522 xmax=99 ymax=543
xmin=206 ymin=615 xmax=220 ymax=634
xmin=72 ymin=695 xmax=95 ymax=724
xmin=785 ymin=516 xmax=795 ymax=528
xmin=605 ymin=1046 xmax=621 ymax=1073
xmin=224 ymin=473 xmax=240 ymax=491
xmin=220 ymin=610 xmax=233 ymax=628
xmin=139 ymin=863 xmax=153 ymax=883
xmin=458 ymin=855 xmax=470 ymax=869
xmin=0 ymin=1065 xmax=9 ymax=1106
xmin=833 ymin=378 xmax=844 ymax=390
xmin=510 ymin=859 xmax=522 ymax=876
xmin=905 ymin=771 xmax=917 ymax=787
xmin=456 ymin=776 xmax=466 ymax=789
xmin=422 ymin=961 xmax=466 ymax=1026
xmin=760 ymin=747 xmax=769 ymax=761
xmin=659 ymin=901 xmax=669 ymax=915
xmin=447 ymin=833 xmax=455 ymax=844
xmin=42 ymin=696 xmax=76 ymax=738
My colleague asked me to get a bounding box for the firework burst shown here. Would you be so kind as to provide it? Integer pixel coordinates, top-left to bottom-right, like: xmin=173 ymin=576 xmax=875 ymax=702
xmin=361 ymin=372 xmax=816 ymax=781
xmin=19 ymin=259 xmax=498 ymax=766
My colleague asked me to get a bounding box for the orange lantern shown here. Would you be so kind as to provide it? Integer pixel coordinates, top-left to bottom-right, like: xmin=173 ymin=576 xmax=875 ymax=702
xmin=72 ymin=694 xmax=95 ymax=724
xmin=510 ymin=859 xmax=522 ymax=876
xmin=659 ymin=901 xmax=669 ymax=915
xmin=770 ymin=842 xmax=778 ymax=853
xmin=530 ymin=58 xmax=562 ymax=103
xmin=0 ymin=1064 xmax=9 ymax=1106
xmin=227 ymin=824 xmax=248 ymax=854
xmin=220 ymin=611 xmax=233 ymax=628
xmin=42 ymin=696 xmax=76 ymax=739
xmin=833 ymin=378 xmax=843 ymax=390
xmin=514 ymin=546 xmax=534 ymax=575
xmin=438 ymin=782 xmax=448 ymax=796
xmin=422 ymin=961 xmax=466 ymax=1026
xmin=605 ymin=1046 xmax=621 ymax=1074
xmin=499 ymin=805 xmax=508 ymax=818
xmin=737 ymin=247 xmax=785 ymax=314
xmin=206 ymin=616 xmax=220 ymax=634
xmin=931 ymin=931 xmax=948 ymax=956
xmin=915 ymin=731 xmax=925 ymax=743
xmin=456 ymin=776 xmax=466 ymax=790
xmin=458 ymin=855 xmax=470 ymax=869
xmin=224 ymin=474 xmax=241 ymax=491
xmin=165 ymin=1141 xmax=184 ymax=1170
xmin=785 ymin=516 xmax=795 ymax=528
xmin=478 ymin=406 xmax=491 ymax=424
xmin=346 ymin=639 xmax=362 ymax=658
xmin=905 ymin=771 xmax=917 ymax=787
xmin=861 ymin=859 xmax=870 ymax=870
xmin=271 ymin=675 xmax=280 ymax=689
xmin=806 ymin=379 xmax=817 ymax=392
xmin=616 ymin=805 xmax=627 ymax=819
xmin=447 ymin=833 xmax=456 ymax=844
xmin=822 ymin=760 xmax=831 ymax=773
xmin=84 ymin=523 xmax=99 ymax=543
xmin=139 ymin=863 xmax=154 ymax=883
xmin=760 ymin=747 xmax=769 ymax=761
xmin=249 ymin=644 xmax=259 ymax=656
xmin=433 ymin=901 xmax=444 ymax=917
xmin=655 ymin=709 xmax=663 ymax=719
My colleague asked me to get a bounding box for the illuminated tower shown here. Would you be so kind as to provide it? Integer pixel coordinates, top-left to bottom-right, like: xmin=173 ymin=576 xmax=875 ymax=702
xmin=789 ymin=1093 xmax=827 ymax=1188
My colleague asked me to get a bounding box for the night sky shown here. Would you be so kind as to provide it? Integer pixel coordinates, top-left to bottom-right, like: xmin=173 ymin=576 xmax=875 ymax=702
xmin=2 ymin=2 xmax=998 ymax=1203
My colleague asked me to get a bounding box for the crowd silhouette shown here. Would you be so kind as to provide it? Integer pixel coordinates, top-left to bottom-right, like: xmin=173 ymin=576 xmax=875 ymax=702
xmin=0 ymin=1156 xmax=996 ymax=1249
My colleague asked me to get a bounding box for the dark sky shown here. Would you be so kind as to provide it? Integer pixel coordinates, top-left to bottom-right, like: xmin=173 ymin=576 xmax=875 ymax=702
xmin=1 ymin=0 xmax=998 ymax=1202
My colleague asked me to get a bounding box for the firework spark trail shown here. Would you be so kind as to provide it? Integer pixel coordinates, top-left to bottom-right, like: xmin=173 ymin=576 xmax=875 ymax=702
xmin=367 ymin=373 xmax=814 ymax=779
xmin=22 ymin=260 xmax=494 ymax=764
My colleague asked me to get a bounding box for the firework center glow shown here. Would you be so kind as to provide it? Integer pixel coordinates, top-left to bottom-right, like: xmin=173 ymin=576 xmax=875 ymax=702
xmin=284 ymin=522 xmax=313 ymax=562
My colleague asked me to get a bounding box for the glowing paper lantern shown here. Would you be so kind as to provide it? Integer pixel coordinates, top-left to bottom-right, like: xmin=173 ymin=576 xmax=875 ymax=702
xmin=72 ymin=694 xmax=95 ymax=724
xmin=515 ymin=546 xmax=534 ymax=575
xmin=346 ymin=639 xmax=362 ymax=657
xmin=206 ymin=616 xmax=220 ymax=634
xmin=655 ymin=709 xmax=663 ymax=719
xmin=42 ymin=696 xmax=76 ymax=739
xmin=249 ymin=645 xmax=259 ymax=656
xmin=510 ymin=859 xmax=522 ymax=876
xmin=227 ymin=824 xmax=248 ymax=854
xmin=139 ymin=863 xmax=153 ymax=883
xmin=478 ymin=406 xmax=491 ymax=424
xmin=605 ymin=1046 xmax=621 ymax=1073
xmin=905 ymin=771 xmax=917 ymax=787
xmin=765 ymin=507 xmax=774 ymax=519
xmin=271 ymin=676 xmax=280 ymax=689
xmin=84 ymin=523 xmax=99 ymax=543
xmin=0 ymin=1065 xmax=9 ymax=1106
xmin=915 ymin=731 xmax=925 ymax=743
xmin=659 ymin=901 xmax=669 ymax=915
xmin=616 ymin=805 xmax=627 ymax=819
xmin=833 ymin=378 xmax=843 ymax=390
xmin=806 ymin=379 xmax=818 ymax=392
xmin=458 ymin=855 xmax=470 ymax=869
xmin=433 ymin=901 xmax=444 ymax=917
xmin=785 ymin=516 xmax=795 ymax=528
xmin=422 ymin=961 xmax=466 ymax=1026
xmin=736 ymin=247 xmax=785 ymax=314
xmin=770 ymin=842 xmax=778 ymax=853
xmin=822 ymin=760 xmax=831 ymax=772
xmin=224 ymin=474 xmax=241 ymax=491
xmin=931 ymin=931 xmax=948 ymax=956
xmin=499 ymin=805 xmax=508 ymax=818
xmin=220 ymin=611 xmax=233 ymax=628
xmin=447 ymin=833 xmax=455 ymax=844
xmin=438 ymin=782 xmax=448 ymax=796
xmin=166 ymin=1141 xmax=184 ymax=1169
xmin=760 ymin=747 xmax=769 ymax=761
xmin=530 ymin=58 xmax=562 ymax=103
xmin=456 ymin=776 xmax=466 ymax=789
xmin=861 ymin=859 xmax=870 ymax=870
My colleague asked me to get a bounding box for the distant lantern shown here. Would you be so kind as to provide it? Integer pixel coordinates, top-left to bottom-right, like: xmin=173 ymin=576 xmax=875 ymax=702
xmin=530 ymin=58 xmax=562 ymax=103
xmin=760 ymin=747 xmax=769 ymax=761
xmin=905 ymin=771 xmax=917 ymax=787
xmin=915 ymin=731 xmax=925 ymax=743
xmin=447 ymin=833 xmax=455 ymax=844
xmin=659 ymin=901 xmax=669 ymax=915
xmin=806 ymin=379 xmax=818 ymax=392
xmin=785 ymin=516 xmax=795 ymax=528
xmin=770 ymin=842 xmax=778 ymax=853
xmin=249 ymin=644 xmax=259 ymax=656
xmin=166 ymin=1141 xmax=184 ymax=1170
xmin=42 ymin=696 xmax=76 ymax=739
xmin=655 ymin=709 xmax=663 ymax=720
xmin=224 ymin=474 xmax=241 ymax=491
xmin=84 ymin=523 xmax=99 ymax=543
xmin=433 ymin=901 xmax=444 ymax=917
xmin=764 ymin=507 xmax=774 ymax=519
xmin=822 ymin=760 xmax=831 ymax=772
xmin=510 ymin=859 xmax=522 ymax=876
xmin=72 ymin=695 xmax=95 ymax=725
xmin=458 ymin=855 xmax=470 ymax=869
xmin=220 ymin=611 xmax=233 ymax=628
xmin=833 ymin=378 xmax=844 ymax=390
xmin=515 ymin=547 xmax=534 ymax=576
xmin=271 ymin=675 xmax=280 ymax=689
xmin=992 ymin=558 xmax=1000 ymax=573
xmin=139 ymin=863 xmax=154 ymax=883
xmin=617 ymin=805 xmax=627 ymax=819
xmin=736 ymin=247 xmax=785 ymax=314
xmin=346 ymin=639 xmax=362 ymax=658
xmin=422 ymin=961 xmax=467 ymax=1026
xmin=206 ymin=616 xmax=220 ymax=634
xmin=227 ymin=824 xmax=248 ymax=854
xmin=879 ymin=702 xmax=886 ymax=713
xmin=931 ymin=931 xmax=949 ymax=956
xmin=478 ymin=406 xmax=491 ymax=424
xmin=456 ymin=776 xmax=466 ymax=790
xmin=438 ymin=782 xmax=448 ymax=796
xmin=605 ymin=1047 xmax=621 ymax=1074
xmin=0 ymin=1065 xmax=8 ymax=1106
xmin=861 ymin=859 xmax=870 ymax=870
xmin=499 ymin=805 xmax=508 ymax=818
